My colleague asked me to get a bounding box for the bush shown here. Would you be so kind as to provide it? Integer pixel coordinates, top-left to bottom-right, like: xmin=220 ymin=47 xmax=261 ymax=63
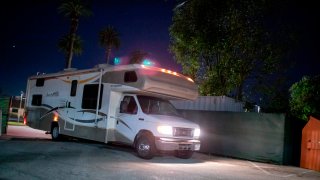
xmin=289 ymin=75 xmax=320 ymax=120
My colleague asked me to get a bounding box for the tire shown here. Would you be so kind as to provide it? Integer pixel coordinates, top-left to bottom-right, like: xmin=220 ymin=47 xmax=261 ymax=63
xmin=135 ymin=135 xmax=155 ymax=159
xmin=175 ymin=150 xmax=194 ymax=159
xmin=51 ymin=125 xmax=60 ymax=141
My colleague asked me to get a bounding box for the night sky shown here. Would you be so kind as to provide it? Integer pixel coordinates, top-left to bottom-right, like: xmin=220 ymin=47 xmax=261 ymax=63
xmin=1 ymin=0 xmax=319 ymax=96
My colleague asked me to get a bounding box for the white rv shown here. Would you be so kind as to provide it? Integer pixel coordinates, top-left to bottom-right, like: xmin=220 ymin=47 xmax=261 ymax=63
xmin=24 ymin=64 xmax=200 ymax=159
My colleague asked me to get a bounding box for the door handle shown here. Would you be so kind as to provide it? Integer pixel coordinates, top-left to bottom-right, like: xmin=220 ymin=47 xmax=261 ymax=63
xmin=138 ymin=118 xmax=144 ymax=121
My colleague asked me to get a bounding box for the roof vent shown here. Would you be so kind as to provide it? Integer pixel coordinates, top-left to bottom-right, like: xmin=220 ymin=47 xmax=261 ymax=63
xmin=94 ymin=64 xmax=111 ymax=68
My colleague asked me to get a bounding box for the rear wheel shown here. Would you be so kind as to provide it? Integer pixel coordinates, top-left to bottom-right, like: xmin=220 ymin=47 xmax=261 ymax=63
xmin=135 ymin=135 xmax=155 ymax=159
xmin=51 ymin=125 xmax=60 ymax=141
xmin=175 ymin=150 xmax=194 ymax=159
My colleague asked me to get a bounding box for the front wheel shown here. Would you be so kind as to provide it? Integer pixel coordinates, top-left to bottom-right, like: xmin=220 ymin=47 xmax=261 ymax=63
xmin=51 ymin=125 xmax=60 ymax=141
xmin=175 ymin=150 xmax=194 ymax=159
xmin=135 ymin=135 xmax=155 ymax=159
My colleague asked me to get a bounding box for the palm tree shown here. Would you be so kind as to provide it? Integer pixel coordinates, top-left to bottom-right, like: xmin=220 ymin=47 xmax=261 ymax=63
xmin=129 ymin=50 xmax=149 ymax=64
xmin=58 ymin=0 xmax=92 ymax=69
xmin=99 ymin=26 xmax=120 ymax=64
xmin=58 ymin=34 xmax=83 ymax=68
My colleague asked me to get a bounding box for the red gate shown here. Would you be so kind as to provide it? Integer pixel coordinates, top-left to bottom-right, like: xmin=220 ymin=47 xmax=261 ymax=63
xmin=300 ymin=116 xmax=320 ymax=171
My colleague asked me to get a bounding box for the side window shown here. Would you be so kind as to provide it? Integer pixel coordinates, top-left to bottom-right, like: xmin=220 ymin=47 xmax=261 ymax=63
xmin=70 ymin=80 xmax=78 ymax=96
xmin=31 ymin=95 xmax=42 ymax=106
xmin=120 ymin=96 xmax=137 ymax=114
xmin=124 ymin=71 xmax=137 ymax=83
xmin=36 ymin=78 xmax=45 ymax=87
xmin=81 ymin=84 xmax=103 ymax=109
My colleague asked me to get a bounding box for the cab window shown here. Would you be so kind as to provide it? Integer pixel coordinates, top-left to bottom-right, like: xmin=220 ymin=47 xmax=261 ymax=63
xmin=120 ymin=96 xmax=137 ymax=114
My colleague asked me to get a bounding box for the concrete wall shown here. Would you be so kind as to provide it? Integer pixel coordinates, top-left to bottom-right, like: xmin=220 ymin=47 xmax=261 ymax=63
xmin=179 ymin=110 xmax=286 ymax=164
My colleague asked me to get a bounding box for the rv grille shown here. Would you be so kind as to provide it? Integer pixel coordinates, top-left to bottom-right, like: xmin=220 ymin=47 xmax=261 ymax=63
xmin=173 ymin=128 xmax=193 ymax=137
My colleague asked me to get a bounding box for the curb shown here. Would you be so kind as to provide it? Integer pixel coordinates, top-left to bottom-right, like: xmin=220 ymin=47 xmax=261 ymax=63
xmin=0 ymin=134 xmax=12 ymax=140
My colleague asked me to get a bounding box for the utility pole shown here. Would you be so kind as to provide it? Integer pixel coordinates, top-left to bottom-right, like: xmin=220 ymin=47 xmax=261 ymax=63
xmin=19 ymin=91 xmax=23 ymax=123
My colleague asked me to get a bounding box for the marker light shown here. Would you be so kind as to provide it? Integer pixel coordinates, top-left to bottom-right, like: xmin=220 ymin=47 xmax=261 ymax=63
xmin=187 ymin=78 xmax=194 ymax=82
xmin=157 ymin=126 xmax=173 ymax=135
xmin=114 ymin=57 xmax=121 ymax=65
xmin=53 ymin=115 xmax=59 ymax=122
xmin=140 ymin=65 xmax=194 ymax=82
xmin=142 ymin=59 xmax=153 ymax=66
xmin=23 ymin=117 xmax=27 ymax=125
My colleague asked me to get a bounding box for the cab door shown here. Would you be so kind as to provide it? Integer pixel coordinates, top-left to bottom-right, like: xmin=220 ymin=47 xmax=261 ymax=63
xmin=115 ymin=95 xmax=140 ymax=144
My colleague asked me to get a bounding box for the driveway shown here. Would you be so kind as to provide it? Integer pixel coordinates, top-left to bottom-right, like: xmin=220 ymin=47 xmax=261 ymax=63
xmin=0 ymin=125 xmax=319 ymax=180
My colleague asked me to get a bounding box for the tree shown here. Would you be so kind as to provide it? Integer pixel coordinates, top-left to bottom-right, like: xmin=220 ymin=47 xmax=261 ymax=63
xmin=99 ymin=26 xmax=121 ymax=64
xmin=170 ymin=0 xmax=294 ymax=102
xmin=129 ymin=50 xmax=149 ymax=64
xmin=58 ymin=0 xmax=92 ymax=69
xmin=251 ymin=75 xmax=289 ymax=113
xmin=289 ymin=75 xmax=320 ymax=121
xmin=58 ymin=34 xmax=83 ymax=65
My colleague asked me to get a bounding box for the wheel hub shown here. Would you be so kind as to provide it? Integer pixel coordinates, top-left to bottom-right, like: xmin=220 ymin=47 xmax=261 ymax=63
xmin=139 ymin=143 xmax=150 ymax=151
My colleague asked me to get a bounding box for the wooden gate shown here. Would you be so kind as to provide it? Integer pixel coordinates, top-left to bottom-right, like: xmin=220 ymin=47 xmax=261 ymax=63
xmin=300 ymin=116 xmax=320 ymax=171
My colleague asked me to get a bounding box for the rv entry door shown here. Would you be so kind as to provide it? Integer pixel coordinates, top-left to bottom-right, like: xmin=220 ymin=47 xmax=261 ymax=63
xmin=64 ymin=76 xmax=79 ymax=131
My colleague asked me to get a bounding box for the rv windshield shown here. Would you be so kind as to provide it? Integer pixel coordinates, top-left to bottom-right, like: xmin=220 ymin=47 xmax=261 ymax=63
xmin=137 ymin=95 xmax=180 ymax=117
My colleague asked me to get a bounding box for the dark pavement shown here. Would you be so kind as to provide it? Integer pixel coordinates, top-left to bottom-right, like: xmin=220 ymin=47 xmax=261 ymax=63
xmin=1 ymin=125 xmax=320 ymax=180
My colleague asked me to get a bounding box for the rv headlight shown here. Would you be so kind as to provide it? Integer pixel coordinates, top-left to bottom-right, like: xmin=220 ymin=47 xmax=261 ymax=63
xmin=157 ymin=126 xmax=173 ymax=135
xmin=194 ymin=128 xmax=200 ymax=137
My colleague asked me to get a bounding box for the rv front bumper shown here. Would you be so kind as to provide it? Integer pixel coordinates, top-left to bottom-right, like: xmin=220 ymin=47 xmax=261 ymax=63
xmin=155 ymin=137 xmax=201 ymax=151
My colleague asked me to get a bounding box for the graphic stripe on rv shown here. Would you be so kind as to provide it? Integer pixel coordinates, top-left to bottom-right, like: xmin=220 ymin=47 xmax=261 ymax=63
xmin=70 ymin=118 xmax=104 ymax=123
xmin=39 ymin=104 xmax=107 ymax=124
xmin=117 ymin=118 xmax=132 ymax=130
xmin=61 ymin=74 xmax=100 ymax=84
xmin=29 ymin=69 xmax=100 ymax=80
xmin=77 ymin=110 xmax=107 ymax=116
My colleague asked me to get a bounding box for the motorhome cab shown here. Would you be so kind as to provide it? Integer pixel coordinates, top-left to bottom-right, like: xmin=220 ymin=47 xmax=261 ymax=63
xmin=24 ymin=64 xmax=200 ymax=159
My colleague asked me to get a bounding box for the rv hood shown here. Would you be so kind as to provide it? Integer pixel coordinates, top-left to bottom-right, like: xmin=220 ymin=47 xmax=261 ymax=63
xmin=146 ymin=114 xmax=199 ymax=129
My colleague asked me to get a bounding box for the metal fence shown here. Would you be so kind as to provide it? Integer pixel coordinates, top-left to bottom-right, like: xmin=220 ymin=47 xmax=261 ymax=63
xmin=0 ymin=109 xmax=2 ymax=135
xmin=171 ymin=96 xmax=245 ymax=112
xmin=0 ymin=97 xmax=10 ymax=134
xmin=182 ymin=110 xmax=286 ymax=164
